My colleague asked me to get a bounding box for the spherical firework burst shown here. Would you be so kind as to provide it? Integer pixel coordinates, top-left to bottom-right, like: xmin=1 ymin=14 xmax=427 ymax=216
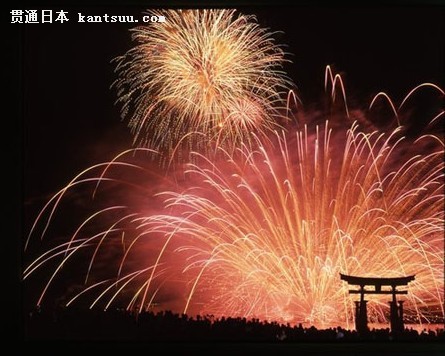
xmin=24 ymin=77 xmax=444 ymax=329
xmin=113 ymin=9 xmax=291 ymax=162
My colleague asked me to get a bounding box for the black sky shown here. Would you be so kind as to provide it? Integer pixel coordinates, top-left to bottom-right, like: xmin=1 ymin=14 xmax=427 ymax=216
xmin=22 ymin=6 xmax=443 ymax=203
xmin=15 ymin=2 xmax=444 ymax=332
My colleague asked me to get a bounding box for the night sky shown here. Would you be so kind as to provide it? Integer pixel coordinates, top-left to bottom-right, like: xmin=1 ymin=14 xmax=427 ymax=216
xmin=15 ymin=2 xmax=444 ymax=343
xmin=23 ymin=5 xmax=444 ymax=207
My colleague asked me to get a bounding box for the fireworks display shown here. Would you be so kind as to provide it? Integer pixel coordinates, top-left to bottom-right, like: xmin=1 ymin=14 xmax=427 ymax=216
xmin=24 ymin=8 xmax=444 ymax=331
xmin=113 ymin=9 xmax=291 ymax=162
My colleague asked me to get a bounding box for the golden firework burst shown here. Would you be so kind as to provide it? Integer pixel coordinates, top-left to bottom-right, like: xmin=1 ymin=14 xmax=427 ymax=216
xmin=113 ymin=9 xmax=292 ymax=162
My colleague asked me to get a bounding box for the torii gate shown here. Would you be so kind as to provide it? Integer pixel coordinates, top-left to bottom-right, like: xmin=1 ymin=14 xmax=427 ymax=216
xmin=340 ymin=273 xmax=415 ymax=334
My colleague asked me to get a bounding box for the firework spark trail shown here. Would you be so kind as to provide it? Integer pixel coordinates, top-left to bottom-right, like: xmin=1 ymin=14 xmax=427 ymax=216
xmin=24 ymin=109 xmax=444 ymax=329
xmin=113 ymin=9 xmax=292 ymax=162
xmin=24 ymin=7 xmax=444 ymax=329
xmin=134 ymin=120 xmax=444 ymax=328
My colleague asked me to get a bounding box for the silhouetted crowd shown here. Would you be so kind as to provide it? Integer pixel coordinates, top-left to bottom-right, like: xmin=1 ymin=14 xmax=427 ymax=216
xmin=25 ymin=307 xmax=444 ymax=342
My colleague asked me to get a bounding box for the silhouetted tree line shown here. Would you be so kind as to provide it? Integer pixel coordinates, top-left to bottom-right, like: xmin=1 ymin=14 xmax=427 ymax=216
xmin=24 ymin=307 xmax=444 ymax=342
